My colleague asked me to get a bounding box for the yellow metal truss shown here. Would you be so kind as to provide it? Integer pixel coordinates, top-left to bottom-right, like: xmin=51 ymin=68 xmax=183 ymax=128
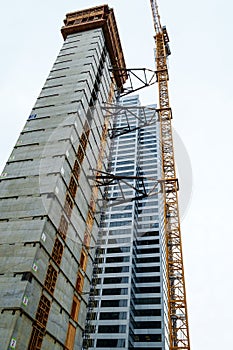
xmin=151 ymin=1 xmax=191 ymax=348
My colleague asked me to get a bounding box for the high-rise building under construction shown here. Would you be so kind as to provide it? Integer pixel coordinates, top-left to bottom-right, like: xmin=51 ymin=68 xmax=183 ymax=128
xmin=0 ymin=3 xmax=190 ymax=350
xmin=0 ymin=5 xmax=126 ymax=350
xmin=86 ymin=95 xmax=169 ymax=350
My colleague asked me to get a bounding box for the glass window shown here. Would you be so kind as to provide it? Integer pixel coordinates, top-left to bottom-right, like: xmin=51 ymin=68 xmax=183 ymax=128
xmin=135 ymin=275 xmax=160 ymax=284
xmin=141 ymin=231 xmax=159 ymax=237
xmin=98 ymin=325 xmax=126 ymax=333
xmin=138 ymin=207 xmax=158 ymax=214
xmin=109 ymin=221 xmax=132 ymax=227
xmin=137 ymin=247 xmax=160 ymax=255
xmin=136 ymin=238 xmax=159 ymax=245
xmin=111 ymin=205 xmax=133 ymax=212
xmin=116 ymin=165 xmax=135 ymax=171
xmin=102 ymin=288 xmax=128 ymax=295
xmin=135 ymin=265 xmax=160 ymax=273
xmin=109 ymin=228 xmax=132 ymax=235
xmin=107 ymin=246 xmax=130 ymax=254
xmin=106 ymin=256 xmax=130 ymax=263
xmin=134 ymin=321 xmax=161 ymax=329
xmin=137 ymin=200 xmax=158 ymax=207
xmin=136 ymin=256 xmax=160 ymax=263
xmin=135 ymin=297 xmax=161 ymax=305
xmin=137 ymin=223 xmax=159 ymax=229
xmin=96 ymin=339 xmax=125 ymax=348
xmin=99 ymin=312 xmax=127 ymax=320
xmin=135 ymin=286 xmax=160 ymax=294
xmin=107 ymin=237 xmax=131 ymax=244
xmin=115 ymin=171 xmax=134 ymax=176
xmin=134 ymin=333 xmax=162 ymax=342
xmin=105 ymin=266 xmax=129 ymax=273
xmin=137 ymin=215 xmax=159 ymax=222
xmin=103 ymin=277 xmax=129 ymax=284
xmin=110 ymin=213 xmax=132 ymax=219
xmin=134 ymin=309 xmax=161 ymax=317
xmin=101 ymin=299 xmax=127 ymax=307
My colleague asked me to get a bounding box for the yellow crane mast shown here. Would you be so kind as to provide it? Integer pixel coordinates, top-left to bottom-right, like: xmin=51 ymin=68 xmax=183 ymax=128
xmin=149 ymin=1 xmax=191 ymax=349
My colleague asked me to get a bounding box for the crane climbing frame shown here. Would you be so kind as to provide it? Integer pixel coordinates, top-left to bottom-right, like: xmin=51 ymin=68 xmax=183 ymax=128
xmin=150 ymin=0 xmax=191 ymax=349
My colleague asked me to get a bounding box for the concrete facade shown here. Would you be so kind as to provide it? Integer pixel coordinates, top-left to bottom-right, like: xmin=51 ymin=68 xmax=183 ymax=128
xmin=0 ymin=6 xmax=125 ymax=349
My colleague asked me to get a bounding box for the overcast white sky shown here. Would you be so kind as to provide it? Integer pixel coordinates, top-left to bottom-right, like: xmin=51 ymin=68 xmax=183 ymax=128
xmin=0 ymin=1 xmax=233 ymax=349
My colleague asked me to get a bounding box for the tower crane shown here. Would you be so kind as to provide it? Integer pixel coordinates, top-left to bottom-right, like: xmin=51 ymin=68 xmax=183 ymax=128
xmin=150 ymin=1 xmax=191 ymax=349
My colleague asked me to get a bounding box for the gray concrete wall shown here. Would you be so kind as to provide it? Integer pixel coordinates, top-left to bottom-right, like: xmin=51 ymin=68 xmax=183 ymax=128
xmin=0 ymin=25 xmax=114 ymax=349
